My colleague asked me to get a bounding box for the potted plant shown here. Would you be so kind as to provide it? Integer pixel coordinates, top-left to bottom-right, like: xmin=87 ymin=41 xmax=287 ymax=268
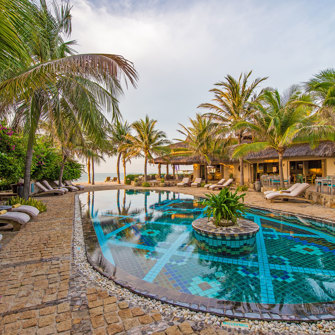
xmin=202 ymin=188 xmax=246 ymax=227
xmin=192 ymin=188 xmax=259 ymax=256
xmin=159 ymin=178 xmax=165 ymax=187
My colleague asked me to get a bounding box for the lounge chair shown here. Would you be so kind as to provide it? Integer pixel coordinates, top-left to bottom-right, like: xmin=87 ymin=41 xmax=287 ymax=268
xmin=34 ymin=182 xmax=65 ymax=196
xmin=42 ymin=180 xmax=68 ymax=193
xmin=209 ymin=178 xmax=233 ymax=190
xmin=0 ymin=210 xmax=30 ymax=226
xmin=177 ymin=178 xmax=190 ymax=187
xmin=204 ymin=178 xmax=225 ymax=189
xmin=104 ymin=176 xmax=111 ymax=182
xmin=265 ymin=183 xmax=311 ymax=202
xmin=264 ymin=183 xmax=300 ymax=197
xmin=54 ymin=180 xmax=78 ymax=192
xmin=65 ymin=180 xmax=84 ymax=190
xmin=0 ymin=204 xmax=39 ymax=217
xmin=191 ymin=178 xmax=202 ymax=187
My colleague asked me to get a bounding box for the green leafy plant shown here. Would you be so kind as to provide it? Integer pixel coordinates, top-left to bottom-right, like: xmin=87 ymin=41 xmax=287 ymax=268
xmin=236 ymin=184 xmax=249 ymax=192
xmin=125 ymin=178 xmax=131 ymax=185
xmin=142 ymin=182 xmax=150 ymax=187
xmin=202 ymin=188 xmax=246 ymax=227
xmin=6 ymin=196 xmax=47 ymax=212
xmin=160 ymin=178 xmax=165 ymax=183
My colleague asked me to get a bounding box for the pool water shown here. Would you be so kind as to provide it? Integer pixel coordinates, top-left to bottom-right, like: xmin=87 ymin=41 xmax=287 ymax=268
xmin=80 ymin=189 xmax=335 ymax=306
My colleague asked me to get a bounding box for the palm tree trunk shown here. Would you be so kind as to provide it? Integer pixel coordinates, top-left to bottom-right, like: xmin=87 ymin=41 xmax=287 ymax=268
xmin=239 ymin=158 xmax=244 ymax=186
xmin=87 ymin=159 xmax=91 ymax=184
xmin=92 ymin=157 xmax=95 ymax=185
xmin=144 ymin=156 xmax=148 ymax=182
xmin=123 ymin=156 xmax=127 ymax=184
xmin=23 ymin=128 xmax=36 ymax=199
xmin=59 ymin=154 xmax=66 ymax=186
xmin=278 ymin=150 xmax=284 ymax=188
xmin=204 ymin=163 xmax=208 ymax=183
xmin=116 ymin=152 xmax=121 ymax=184
xmin=238 ymin=134 xmax=244 ymax=185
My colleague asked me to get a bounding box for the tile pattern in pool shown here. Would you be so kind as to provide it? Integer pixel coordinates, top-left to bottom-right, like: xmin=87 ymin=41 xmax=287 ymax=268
xmin=80 ymin=189 xmax=335 ymax=318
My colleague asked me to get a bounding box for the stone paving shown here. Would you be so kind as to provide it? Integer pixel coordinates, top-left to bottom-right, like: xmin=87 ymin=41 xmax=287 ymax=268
xmin=0 ymin=190 xmax=239 ymax=335
xmin=1 ymin=185 xmax=335 ymax=334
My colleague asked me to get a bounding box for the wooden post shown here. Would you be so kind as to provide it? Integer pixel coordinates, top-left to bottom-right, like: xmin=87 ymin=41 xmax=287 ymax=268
xmin=166 ymin=164 xmax=169 ymax=177
xmin=158 ymin=163 xmax=161 ymax=178
xmin=173 ymin=165 xmax=176 ymax=179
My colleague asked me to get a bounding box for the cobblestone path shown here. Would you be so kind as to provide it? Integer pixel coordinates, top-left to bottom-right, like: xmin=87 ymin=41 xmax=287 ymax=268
xmin=0 ymin=192 xmax=239 ymax=335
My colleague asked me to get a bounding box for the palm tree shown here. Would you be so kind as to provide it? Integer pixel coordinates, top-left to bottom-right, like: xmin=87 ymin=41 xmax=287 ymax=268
xmin=111 ymin=121 xmax=132 ymax=184
xmin=232 ymin=87 xmax=316 ymax=187
xmin=198 ymin=71 xmax=267 ymax=185
xmin=0 ymin=1 xmax=137 ymax=198
xmin=128 ymin=115 xmax=169 ymax=182
xmin=177 ymin=114 xmax=221 ymax=183
xmin=306 ymin=69 xmax=335 ymax=108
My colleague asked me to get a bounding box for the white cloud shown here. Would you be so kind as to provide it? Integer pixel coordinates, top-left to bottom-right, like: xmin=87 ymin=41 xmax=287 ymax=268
xmin=71 ymin=0 xmax=335 ymax=173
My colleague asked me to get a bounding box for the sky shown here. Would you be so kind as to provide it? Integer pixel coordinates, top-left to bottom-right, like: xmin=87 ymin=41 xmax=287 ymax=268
xmin=70 ymin=0 xmax=335 ymax=174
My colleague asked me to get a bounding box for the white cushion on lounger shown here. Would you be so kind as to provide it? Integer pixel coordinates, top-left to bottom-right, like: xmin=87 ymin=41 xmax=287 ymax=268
xmin=0 ymin=211 xmax=30 ymax=225
xmin=12 ymin=205 xmax=39 ymax=217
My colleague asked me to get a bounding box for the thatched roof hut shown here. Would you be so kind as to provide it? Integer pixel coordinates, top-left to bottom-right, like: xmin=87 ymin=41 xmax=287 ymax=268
xmin=244 ymin=141 xmax=335 ymax=161
xmin=153 ymin=141 xmax=335 ymax=165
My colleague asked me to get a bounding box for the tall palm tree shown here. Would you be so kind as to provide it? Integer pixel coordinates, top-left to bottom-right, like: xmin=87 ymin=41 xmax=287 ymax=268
xmin=0 ymin=1 xmax=137 ymax=198
xmin=199 ymin=71 xmax=267 ymax=185
xmin=111 ymin=121 xmax=132 ymax=184
xmin=306 ymin=69 xmax=335 ymax=108
xmin=232 ymin=87 xmax=316 ymax=187
xmin=177 ymin=114 xmax=221 ymax=183
xmin=128 ymin=115 xmax=169 ymax=182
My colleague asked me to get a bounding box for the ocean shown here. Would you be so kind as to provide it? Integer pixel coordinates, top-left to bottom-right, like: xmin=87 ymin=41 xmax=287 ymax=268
xmin=77 ymin=172 xmax=126 ymax=183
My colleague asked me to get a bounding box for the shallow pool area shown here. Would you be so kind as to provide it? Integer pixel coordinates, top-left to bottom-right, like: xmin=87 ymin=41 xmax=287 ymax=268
xmin=80 ymin=189 xmax=335 ymax=320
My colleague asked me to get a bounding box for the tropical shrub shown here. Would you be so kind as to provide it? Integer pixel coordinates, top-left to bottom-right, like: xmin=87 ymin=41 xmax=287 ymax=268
xmin=202 ymin=188 xmax=246 ymax=227
xmin=125 ymin=178 xmax=131 ymax=185
xmin=7 ymin=196 xmax=47 ymax=212
xmin=236 ymin=184 xmax=249 ymax=192
xmin=0 ymin=123 xmax=25 ymax=187
xmin=142 ymin=182 xmax=150 ymax=187
xmin=126 ymin=174 xmax=141 ymax=181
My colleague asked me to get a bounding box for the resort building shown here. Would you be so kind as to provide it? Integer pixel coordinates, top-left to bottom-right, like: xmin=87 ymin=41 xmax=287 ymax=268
xmin=154 ymin=141 xmax=335 ymax=184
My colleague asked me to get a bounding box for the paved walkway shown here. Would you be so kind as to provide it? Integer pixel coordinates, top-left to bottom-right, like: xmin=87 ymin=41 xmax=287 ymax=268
xmin=1 ymin=184 xmax=334 ymax=334
xmin=0 ymin=190 xmax=233 ymax=335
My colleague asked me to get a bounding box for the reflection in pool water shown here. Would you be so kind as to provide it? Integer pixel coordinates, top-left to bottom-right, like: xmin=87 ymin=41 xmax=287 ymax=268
xmin=80 ymin=189 xmax=335 ymax=307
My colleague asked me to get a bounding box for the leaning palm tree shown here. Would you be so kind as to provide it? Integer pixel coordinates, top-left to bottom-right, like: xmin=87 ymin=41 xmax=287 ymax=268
xmin=198 ymin=71 xmax=267 ymax=185
xmin=177 ymin=114 xmax=221 ymax=183
xmin=232 ymin=87 xmax=316 ymax=187
xmin=0 ymin=1 xmax=137 ymax=198
xmin=128 ymin=116 xmax=169 ymax=182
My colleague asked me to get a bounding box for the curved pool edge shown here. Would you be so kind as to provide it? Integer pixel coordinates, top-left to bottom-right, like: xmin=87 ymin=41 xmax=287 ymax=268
xmin=77 ymin=191 xmax=335 ymax=322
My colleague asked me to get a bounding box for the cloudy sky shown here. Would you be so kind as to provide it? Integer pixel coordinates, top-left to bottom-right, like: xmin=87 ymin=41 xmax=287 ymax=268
xmin=71 ymin=0 xmax=335 ymax=174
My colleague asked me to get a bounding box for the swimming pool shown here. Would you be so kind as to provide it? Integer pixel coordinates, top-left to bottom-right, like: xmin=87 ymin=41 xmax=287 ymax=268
xmin=80 ymin=189 xmax=335 ymax=321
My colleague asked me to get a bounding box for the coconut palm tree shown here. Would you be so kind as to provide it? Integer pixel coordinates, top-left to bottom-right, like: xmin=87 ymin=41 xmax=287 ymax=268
xmin=111 ymin=121 xmax=132 ymax=184
xmin=232 ymin=87 xmax=316 ymax=187
xmin=177 ymin=114 xmax=222 ymax=183
xmin=0 ymin=1 xmax=137 ymax=198
xmin=198 ymin=71 xmax=267 ymax=185
xmin=128 ymin=116 xmax=169 ymax=182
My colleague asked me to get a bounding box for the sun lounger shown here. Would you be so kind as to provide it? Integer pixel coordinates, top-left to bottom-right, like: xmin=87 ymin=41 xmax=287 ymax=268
xmin=265 ymin=183 xmax=311 ymax=202
xmin=54 ymin=180 xmax=78 ymax=192
xmin=42 ymin=180 xmax=68 ymax=193
xmin=65 ymin=180 xmax=84 ymax=190
xmin=264 ymin=183 xmax=300 ymax=197
xmin=191 ymin=178 xmax=202 ymax=187
xmin=34 ymin=182 xmax=65 ymax=196
xmin=177 ymin=178 xmax=190 ymax=187
xmin=0 ymin=210 xmax=30 ymax=225
xmin=204 ymin=178 xmax=225 ymax=189
xmin=209 ymin=178 xmax=233 ymax=190
xmin=1 ymin=204 xmax=40 ymax=217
